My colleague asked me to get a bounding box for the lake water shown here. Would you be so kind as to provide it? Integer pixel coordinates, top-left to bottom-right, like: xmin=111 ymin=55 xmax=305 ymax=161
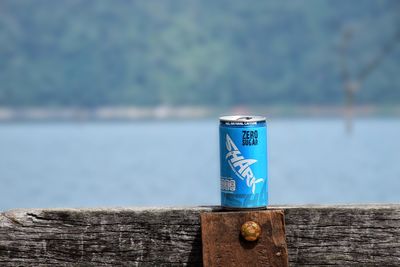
xmin=1 ymin=119 xmax=400 ymax=211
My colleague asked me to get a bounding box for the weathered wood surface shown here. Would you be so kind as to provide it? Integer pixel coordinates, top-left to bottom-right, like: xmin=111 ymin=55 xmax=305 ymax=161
xmin=1 ymin=205 xmax=400 ymax=266
xmin=201 ymin=210 xmax=288 ymax=267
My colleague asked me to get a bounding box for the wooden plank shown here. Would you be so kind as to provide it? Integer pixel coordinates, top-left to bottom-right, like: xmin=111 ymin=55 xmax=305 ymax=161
xmin=284 ymin=205 xmax=400 ymax=265
xmin=201 ymin=210 xmax=288 ymax=267
xmin=0 ymin=205 xmax=400 ymax=266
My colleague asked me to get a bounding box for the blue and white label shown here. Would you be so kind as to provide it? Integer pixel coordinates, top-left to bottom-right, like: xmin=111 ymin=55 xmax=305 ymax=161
xmin=220 ymin=123 xmax=268 ymax=208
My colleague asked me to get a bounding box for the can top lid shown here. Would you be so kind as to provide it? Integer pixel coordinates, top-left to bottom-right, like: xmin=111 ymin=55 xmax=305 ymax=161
xmin=219 ymin=115 xmax=266 ymax=123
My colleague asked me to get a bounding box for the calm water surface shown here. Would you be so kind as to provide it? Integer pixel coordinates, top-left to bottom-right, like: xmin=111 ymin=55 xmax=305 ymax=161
xmin=1 ymin=119 xmax=400 ymax=211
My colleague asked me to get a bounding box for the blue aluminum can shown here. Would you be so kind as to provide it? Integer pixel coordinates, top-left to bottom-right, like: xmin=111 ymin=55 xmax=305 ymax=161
xmin=219 ymin=115 xmax=268 ymax=209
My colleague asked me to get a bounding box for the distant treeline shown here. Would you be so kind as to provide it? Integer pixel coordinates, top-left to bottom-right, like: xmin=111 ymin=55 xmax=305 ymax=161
xmin=0 ymin=0 xmax=399 ymax=107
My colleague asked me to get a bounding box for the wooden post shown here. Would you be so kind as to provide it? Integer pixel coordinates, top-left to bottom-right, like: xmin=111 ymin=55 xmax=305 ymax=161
xmin=201 ymin=210 xmax=289 ymax=266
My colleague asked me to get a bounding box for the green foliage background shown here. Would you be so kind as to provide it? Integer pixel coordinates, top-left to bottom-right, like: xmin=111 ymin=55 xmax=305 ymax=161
xmin=0 ymin=0 xmax=399 ymax=107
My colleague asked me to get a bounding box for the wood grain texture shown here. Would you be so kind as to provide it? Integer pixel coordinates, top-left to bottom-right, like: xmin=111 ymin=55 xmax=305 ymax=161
xmin=201 ymin=210 xmax=288 ymax=267
xmin=1 ymin=205 xmax=400 ymax=266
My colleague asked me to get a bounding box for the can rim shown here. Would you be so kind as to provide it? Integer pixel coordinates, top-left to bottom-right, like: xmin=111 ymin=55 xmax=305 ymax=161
xmin=219 ymin=115 xmax=266 ymax=123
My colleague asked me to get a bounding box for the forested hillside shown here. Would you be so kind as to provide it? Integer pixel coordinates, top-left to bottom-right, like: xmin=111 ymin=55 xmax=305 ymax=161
xmin=0 ymin=0 xmax=399 ymax=107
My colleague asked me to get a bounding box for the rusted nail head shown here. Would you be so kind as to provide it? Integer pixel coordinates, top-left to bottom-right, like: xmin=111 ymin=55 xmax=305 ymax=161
xmin=241 ymin=221 xmax=261 ymax=241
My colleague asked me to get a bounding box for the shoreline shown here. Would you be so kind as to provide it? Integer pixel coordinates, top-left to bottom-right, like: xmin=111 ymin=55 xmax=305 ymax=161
xmin=0 ymin=105 xmax=399 ymax=121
